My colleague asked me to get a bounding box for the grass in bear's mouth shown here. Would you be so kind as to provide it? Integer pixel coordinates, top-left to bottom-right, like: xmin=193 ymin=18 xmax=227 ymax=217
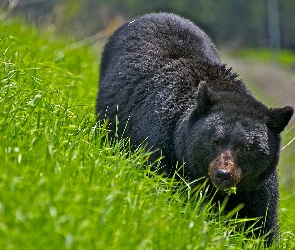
xmin=225 ymin=186 xmax=237 ymax=195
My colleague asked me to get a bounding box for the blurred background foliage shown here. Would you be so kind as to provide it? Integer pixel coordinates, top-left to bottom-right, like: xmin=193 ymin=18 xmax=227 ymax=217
xmin=1 ymin=0 xmax=295 ymax=51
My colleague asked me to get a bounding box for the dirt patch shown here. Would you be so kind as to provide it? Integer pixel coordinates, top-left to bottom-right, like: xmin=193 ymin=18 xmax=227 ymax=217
xmin=225 ymin=57 xmax=295 ymax=124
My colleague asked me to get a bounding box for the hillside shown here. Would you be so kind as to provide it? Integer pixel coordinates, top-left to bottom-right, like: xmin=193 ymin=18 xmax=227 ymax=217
xmin=226 ymin=58 xmax=295 ymax=115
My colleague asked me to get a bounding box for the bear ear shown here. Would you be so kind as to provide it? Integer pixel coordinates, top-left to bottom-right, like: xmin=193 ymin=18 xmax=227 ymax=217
xmin=267 ymin=106 xmax=294 ymax=134
xmin=189 ymin=81 xmax=218 ymax=121
xmin=195 ymin=81 xmax=218 ymax=115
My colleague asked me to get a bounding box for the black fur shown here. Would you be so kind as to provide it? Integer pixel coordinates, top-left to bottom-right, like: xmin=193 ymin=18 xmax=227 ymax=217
xmin=96 ymin=13 xmax=294 ymax=245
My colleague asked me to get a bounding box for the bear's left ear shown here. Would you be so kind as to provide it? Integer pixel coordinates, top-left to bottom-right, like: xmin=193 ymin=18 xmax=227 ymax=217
xmin=267 ymin=106 xmax=294 ymax=134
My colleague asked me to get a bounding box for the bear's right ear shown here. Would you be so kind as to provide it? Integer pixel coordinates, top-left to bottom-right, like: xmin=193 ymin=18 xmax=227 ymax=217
xmin=192 ymin=81 xmax=218 ymax=117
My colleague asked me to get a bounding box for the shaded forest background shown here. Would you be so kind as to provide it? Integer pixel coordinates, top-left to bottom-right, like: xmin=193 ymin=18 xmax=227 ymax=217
xmin=1 ymin=0 xmax=295 ymax=51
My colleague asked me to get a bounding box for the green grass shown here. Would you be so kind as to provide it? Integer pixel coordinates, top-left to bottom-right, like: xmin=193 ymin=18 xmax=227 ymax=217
xmin=232 ymin=48 xmax=295 ymax=68
xmin=0 ymin=19 xmax=295 ymax=249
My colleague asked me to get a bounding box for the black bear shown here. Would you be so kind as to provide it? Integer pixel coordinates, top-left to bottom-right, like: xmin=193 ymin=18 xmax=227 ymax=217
xmin=96 ymin=13 xmax=294 ymax=245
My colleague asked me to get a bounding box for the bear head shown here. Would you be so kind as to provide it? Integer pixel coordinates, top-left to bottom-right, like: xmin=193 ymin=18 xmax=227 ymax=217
xmin=175 ymin=81 xmax=294 ymax=193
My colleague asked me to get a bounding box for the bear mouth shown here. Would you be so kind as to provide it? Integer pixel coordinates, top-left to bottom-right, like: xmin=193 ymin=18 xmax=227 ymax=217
xmin=210 ymin=176 xmax=238 ymax=192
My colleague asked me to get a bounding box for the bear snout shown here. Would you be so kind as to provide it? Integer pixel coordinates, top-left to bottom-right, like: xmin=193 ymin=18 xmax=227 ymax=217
xmin=214 ymin=169 xmax=233 ymax=187
xmin=208 ymin=150 xmax=242 ymax=191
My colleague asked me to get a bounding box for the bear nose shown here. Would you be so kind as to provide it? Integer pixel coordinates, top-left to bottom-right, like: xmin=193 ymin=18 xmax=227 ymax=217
xmin=214 ymin=169 xmax=233 ymax=187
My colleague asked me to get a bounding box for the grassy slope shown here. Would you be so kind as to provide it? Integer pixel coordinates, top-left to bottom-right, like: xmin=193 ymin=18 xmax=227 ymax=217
xmin=0 ymin=20 xmax=294 ymax=249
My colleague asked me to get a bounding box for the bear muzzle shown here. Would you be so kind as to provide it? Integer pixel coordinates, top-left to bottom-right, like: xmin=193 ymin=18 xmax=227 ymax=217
xmin=208 ymin=150 xmax=242 ymax=191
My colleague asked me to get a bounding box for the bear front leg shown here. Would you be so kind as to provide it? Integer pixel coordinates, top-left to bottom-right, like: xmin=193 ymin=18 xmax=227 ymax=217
xmin=230 ymin=173 xmax=279 ymax=246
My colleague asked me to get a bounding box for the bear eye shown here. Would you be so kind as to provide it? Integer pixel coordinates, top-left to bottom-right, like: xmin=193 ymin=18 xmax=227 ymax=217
xmin=236 ymin=145 xmax=249 ymax=153
xmin=212 ymin=140 xmax=219 ymax=148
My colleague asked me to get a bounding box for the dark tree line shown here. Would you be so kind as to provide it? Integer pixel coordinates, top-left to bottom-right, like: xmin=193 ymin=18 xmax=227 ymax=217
xmin=1 ymin=0 xmax=295 ymax=50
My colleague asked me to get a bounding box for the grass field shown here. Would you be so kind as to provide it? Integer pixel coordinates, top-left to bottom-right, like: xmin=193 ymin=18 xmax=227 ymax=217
xmin=231 ymin=49 xmax=295 ymax=69
xmin=0 ymin=20 xmax=294 ymax=249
